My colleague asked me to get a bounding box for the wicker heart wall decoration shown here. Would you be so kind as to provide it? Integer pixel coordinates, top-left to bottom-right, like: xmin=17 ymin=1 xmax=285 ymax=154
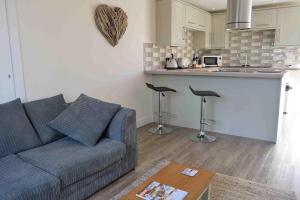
xmin=94 ymin=4 xmax=128 ymax=47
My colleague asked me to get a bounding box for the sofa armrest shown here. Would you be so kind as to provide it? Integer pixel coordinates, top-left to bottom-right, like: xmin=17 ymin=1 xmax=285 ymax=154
xmin=106 ymin=108 xmax=137 ymax=169
xmin=106 ymin=108 xmax=136 ymax=144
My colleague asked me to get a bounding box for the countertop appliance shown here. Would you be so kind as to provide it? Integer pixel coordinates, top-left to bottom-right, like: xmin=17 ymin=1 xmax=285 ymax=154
xmin=165 ymin=54 xmax=178 ymax=69
xmin=227 ymin=0 xmax=252 ymax=30
xmin=202 ymin=55 xmax=222 ymax=67
xmin=177 ymin=58 xmax=190 ymax=69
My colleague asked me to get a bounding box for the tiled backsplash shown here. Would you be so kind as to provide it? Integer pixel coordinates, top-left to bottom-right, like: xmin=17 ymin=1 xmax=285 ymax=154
xmin=144 ymin=29 xmax=300 ymax=70
xmin=144 ymin=31 xmax=203 ymax=70
xmin=208 ymin=30 xmax=300 ymax=67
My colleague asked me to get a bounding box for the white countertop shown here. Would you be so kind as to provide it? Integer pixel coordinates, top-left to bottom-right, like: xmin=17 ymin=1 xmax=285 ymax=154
xmin=144 ymin=68 xmax=289 ymax=79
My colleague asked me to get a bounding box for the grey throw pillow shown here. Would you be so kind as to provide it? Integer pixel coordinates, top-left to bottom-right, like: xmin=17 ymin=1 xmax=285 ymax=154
xmin=49 ymin=94 xmax=121 ymax=146
xmin=24 ymin=94 xmax=67 ymax=144
xmin=0 ymin=99 xmax=42 ymax=158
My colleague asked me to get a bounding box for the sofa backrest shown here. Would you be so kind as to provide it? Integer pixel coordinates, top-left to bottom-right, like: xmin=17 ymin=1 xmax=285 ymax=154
xmin=23 ymin=94 xmax=67 ymax=144
xmin=0 ymin=99 xmax=42 ymax=158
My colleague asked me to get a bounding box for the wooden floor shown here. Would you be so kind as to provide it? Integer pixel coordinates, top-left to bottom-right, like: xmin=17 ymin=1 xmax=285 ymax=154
xmin=90 ymin=113 xmax=300 ymax=199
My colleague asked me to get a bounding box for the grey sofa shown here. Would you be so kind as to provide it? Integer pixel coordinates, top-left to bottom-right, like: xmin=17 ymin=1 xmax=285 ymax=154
xmin=0 ymin=97 xmax=137 ymax=200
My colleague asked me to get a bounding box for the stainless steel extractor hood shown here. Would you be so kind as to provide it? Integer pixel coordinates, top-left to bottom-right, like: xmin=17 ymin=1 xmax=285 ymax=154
xmin=227 ymin=0 xmax=252 ymax=30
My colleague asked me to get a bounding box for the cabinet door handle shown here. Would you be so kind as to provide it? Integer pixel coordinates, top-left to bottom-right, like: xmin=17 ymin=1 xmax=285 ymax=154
xmin=8 ymin=74 xmax=11 ymax=79
xmin=276 ymin=28 xmax=281 ymax=43
xmin=182 ymin=27 xmax=186 ymax=41
xmin=255 ymin=24 xmax=269 ymax=26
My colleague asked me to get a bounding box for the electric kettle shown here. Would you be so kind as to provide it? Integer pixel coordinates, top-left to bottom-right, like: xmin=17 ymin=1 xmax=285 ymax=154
xmin=166 ymin=54 xmax=178 ymax=69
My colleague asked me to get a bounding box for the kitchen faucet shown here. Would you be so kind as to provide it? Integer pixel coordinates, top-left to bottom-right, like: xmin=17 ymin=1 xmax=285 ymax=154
xmin=242 ymin=53 xmax=250 ymax=67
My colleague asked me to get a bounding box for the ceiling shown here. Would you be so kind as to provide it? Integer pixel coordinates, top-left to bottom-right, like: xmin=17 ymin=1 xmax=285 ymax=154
xmin=185 ymin=0 xmax=298 ymax=11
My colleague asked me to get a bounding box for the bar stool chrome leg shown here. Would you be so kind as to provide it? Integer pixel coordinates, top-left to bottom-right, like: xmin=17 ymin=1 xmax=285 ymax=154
xmin=148 ymin=92 xmax=173 ymax=135
xmin=190 ymin=97 xmax=217 ymax=143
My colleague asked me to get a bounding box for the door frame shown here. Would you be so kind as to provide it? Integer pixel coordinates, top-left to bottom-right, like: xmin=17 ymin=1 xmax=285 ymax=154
xmin=4 ymin=0 xmax=26 ymax=101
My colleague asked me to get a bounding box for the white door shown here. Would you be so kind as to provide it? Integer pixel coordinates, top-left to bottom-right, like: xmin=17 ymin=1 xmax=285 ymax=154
xmin=0 ymin=0 xmax=15 ymax=103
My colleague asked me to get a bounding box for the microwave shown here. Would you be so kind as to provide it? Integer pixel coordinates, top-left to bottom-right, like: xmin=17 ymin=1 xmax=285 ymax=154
xmin=202 ymin=56 xmax=222 ymax=67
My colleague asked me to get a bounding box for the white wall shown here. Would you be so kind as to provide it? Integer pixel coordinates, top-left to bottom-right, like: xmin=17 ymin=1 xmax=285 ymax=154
xmin=16 ymin=0 xmax=155 ymax=127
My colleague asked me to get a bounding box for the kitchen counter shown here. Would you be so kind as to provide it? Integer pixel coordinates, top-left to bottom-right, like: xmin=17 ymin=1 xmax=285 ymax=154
xmin=147 ymin=67 xmax=290 ymax=143
xmin=144 ymin=68 xmax=288 ymax=79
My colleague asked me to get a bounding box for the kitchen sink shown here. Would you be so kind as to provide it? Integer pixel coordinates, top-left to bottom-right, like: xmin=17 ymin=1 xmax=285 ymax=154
xmin=222 ymin=66 xmax=273 ymax=68
xmin=217 ymin=68 xmax=255 ymax=73
xmin=256 ymin=69 xmax=282 ymax=73
xmin=183 ymin=68 xmax=283 ymax=74
xmin=217 ymin=68 xmax=283 ymax=73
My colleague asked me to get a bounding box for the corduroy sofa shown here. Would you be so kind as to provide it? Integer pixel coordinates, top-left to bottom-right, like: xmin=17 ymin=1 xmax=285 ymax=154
xmin=0 ymin=95 xmax=137 ymax=200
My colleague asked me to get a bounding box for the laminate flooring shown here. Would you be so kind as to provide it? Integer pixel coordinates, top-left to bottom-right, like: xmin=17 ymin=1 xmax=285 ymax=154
xmin=90 ymin=113 xmax=300 ymax=199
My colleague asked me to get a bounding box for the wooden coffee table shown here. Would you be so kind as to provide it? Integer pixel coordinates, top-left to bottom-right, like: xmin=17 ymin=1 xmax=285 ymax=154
xmin=121 ymin=161 xmax=216 ymax=200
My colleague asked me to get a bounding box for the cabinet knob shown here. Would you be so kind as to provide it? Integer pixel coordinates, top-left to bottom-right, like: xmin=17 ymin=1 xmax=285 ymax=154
xmin=8 ymin=74 xmax=11 ymax=79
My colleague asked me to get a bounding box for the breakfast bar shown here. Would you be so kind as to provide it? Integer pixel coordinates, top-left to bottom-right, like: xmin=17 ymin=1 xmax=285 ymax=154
xmin=145 ymin=68 xmax=288 ymax=142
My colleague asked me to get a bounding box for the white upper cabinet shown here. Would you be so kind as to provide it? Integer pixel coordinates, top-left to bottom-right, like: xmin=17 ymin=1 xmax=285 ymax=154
xmin=185 ymin=5 xmax=207 ymax=31
xmin=211 ymin=13 xmax=227 ymax=49
xmin=156 ymin=0 xmax=186 ymax=46
xmin=157 ymin=1 xmax=300 ymax=48
xmin=171 ymin=0 xmax=186 ymax=46
xmin=205 ymin=13 xmax=212 ymax=48
xmin=275 ymin=7 xmax=300 ymax=46
xmin=156 ymin=0 xmax=210 ymax=47
xmin=252 ymin=9 xmax=277 ymax=30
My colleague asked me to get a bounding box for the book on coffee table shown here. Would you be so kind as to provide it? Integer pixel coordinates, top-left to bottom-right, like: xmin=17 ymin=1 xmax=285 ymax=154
xmin=181 ymin=168 xmax=198 ymax=177
xmin=136 ymin=181 xmax=188 ymax=200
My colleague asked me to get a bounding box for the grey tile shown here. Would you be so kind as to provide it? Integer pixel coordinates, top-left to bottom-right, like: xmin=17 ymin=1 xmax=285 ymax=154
xmin=144 ymin=29 xmax=299 ymax=70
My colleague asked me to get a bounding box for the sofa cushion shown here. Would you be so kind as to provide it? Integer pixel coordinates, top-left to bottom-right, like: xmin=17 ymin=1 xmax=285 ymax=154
xmin=0 ymin=99 xmax=41 ymax=158
xmin=0 ymin=154 xmax=60 ymax=200
xmin=48 ymin=94 xmax=121 ymax=146
xmin=18 ymin=137 xmax=126 ymax=187
xmin=24 ymin=94 xmax=67 ymax=144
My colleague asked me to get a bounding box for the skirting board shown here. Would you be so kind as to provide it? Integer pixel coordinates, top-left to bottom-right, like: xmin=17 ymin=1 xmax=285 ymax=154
xmin=137 ymin=116 xmax=153 ymax=128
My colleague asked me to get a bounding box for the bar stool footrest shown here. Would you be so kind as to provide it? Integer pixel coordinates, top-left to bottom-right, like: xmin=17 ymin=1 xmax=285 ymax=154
xmin=190 ymin=132 xmax=217 ymax=143
xmin=148 ymin=124 xmax=174 ymax=135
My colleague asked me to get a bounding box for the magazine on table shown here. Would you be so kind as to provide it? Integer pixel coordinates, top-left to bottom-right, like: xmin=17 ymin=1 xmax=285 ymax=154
xmin=181 ymin=168 xmax=198 ymax=177
xmin=136 ymin=181 xmax=188 ymax=200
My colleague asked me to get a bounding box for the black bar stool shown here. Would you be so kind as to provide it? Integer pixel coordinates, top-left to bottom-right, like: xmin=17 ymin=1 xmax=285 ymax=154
xmin=146 ymin=83 xmax=176 ymax=135
xmin=189 ymin=85 xmax=220 ymax=142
